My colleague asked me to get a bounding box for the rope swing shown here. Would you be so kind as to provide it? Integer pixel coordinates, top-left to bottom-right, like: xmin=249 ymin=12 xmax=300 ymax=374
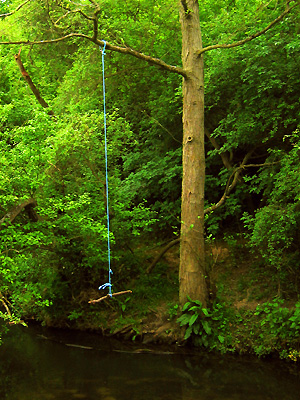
xmin=89 ymin=41 xmax=132 ymax=304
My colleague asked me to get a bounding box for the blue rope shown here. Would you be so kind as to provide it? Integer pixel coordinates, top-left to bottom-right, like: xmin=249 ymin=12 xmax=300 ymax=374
xmin=99 ymin=40 xmax=113 ymax=297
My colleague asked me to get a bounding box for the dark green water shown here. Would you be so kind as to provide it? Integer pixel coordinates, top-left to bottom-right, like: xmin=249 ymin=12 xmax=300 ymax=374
xmin=0 ymin=324 xmax=299 ymax=400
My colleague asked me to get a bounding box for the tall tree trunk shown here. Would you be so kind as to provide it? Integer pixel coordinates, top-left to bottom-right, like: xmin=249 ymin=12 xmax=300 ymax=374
xmin=178 ymin=0 xmax=208 ymax=306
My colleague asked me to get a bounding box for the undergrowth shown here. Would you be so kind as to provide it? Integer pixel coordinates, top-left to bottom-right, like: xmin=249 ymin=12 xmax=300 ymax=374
xmin=177 ymin=297 xmax=300 ymax=362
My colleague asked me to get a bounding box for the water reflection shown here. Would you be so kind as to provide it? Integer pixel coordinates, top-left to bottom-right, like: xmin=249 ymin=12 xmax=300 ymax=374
xmin=0 ymin=324 xmax=299 ymax=400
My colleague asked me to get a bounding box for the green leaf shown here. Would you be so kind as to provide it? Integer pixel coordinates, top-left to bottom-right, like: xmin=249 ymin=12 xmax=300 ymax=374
xmin=192 ymin=300 xmax=202 ymax=307
xmin=177 ymin=314 xmax=191 ymax=326
xmin=193 ymin=324 xmax=200 ymax=335
xmin=218 ymin=335 xmax=225 ymax=343
xmin=184 ymin=325 xmax=193 ymax=340
xmin=202 ymin=308 xmax=211 ymax=317
xmin=189 ymin=313 xmax=198 ymax=327
xmin=202 ymin=320 xmax=212 ymax=335
xmin=189 ymin=305 xmax=201 ymax=312
xmin=182 ymin=301 xmax=191 ymax=312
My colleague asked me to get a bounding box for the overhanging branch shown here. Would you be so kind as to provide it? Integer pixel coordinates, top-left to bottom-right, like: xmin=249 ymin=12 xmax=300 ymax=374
xmin=199 ymin=2 xmax=299 ymax=55
xmin=0 ymin=0 xmax=31 ymax=18
xmin=0 ymin=34 xmax=187 ymax=77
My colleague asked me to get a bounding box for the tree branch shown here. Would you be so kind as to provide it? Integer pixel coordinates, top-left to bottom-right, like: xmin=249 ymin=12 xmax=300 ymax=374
xmin=143 ymin=110 xmax=182 ymax=144
xmin=204 ymin=159 xmax=279 ymax=215
xmin=147 ymin=155 xmax=279 ymax=272
xmin=205 ymin=128 xmax=233 ymax=170
xmin=204 ymin=149 xmax=255 ymax=215
xmin=0 ymin=34 xmax=188 ymax=77
xmin=52 ymin=6 xmax=94 ymax=28
xmin=204 ymin=168 xmax=237 ymax=215
xmin=0 ymin=294 xmax=12 ymax=317
xmin=0 ymin=198 xmax=37 ymax=227
xmin=87 ymin=0 xmax=99 ymax=7
xmin=198 ymin=2 xmax=299 ymax=55
xmin=228 ymin=148 xmax=255 ymax=191
xmin=0 ymin=0 xmax=31 ymax=18
xmin=14 ymin=48 xmax=55 ymax=115
xmin=146 ymin=238 xmax=180 ymax=274
xmin=92 ymin=12 xmax=99 ymax=41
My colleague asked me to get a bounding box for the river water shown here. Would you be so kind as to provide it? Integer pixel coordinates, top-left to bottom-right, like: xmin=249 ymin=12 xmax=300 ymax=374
xmin=0 ymin=324 xmax=299 ymax=400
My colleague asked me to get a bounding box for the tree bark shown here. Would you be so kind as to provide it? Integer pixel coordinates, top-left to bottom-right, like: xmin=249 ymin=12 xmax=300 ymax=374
xmin=178 ymin=0 xmax=208 ymax=306
xmin=0 ymin=198 xmax=37 ymax=227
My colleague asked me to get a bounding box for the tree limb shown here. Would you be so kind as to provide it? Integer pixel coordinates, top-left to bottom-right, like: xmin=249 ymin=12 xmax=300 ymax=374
xmin=0 ymin=34 xmax=188 ymax=77
xmin=0 ymin=294 xmax=12 ymax=317
xmin=87 ymin=0 xmax=99 ymax=7
xmin=204 ymin=169 xmax=237 ymax=215
xmin=205 ymin=128 xmax=233 ymax=170
xmin=14 ymin=48 xmax=55 ymax=115
xmin=52 ymin=6 xmax=94 ymax=29
xmin=1 ymin=2 xmax=297 ymax=74
xmin=143 ymin=110 xmax=182 ymax=144
xmin=204 ymin=149 xmax=256 ymax=215
xmin=0 ymin=198 xmax=37 ymax=227
xmin=91 ymin=8 xmax=101 ymax=41
xmin=0 ymin=0 xmax=31 ymax=18
xmin=199 ymin=2 xmax=299 ymax=55
xmin=228 ymin=148 xmax=255 ymax=190
xmin=204 ymin=159 xmax=280 ymax=215
xmin=146 ymin=238 xmax=180 ymax=274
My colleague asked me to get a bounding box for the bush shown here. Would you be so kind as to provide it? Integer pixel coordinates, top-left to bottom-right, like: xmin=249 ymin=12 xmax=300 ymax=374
xmin=177 ymin=297 xmax=236 ymax=351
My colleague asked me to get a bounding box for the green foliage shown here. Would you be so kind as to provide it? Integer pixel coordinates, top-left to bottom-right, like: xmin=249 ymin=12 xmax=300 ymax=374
xmin=176 ymin=297 xmax=300 ymax=360
xmin=121 ymin=147 xmax=182 ymax=231
xmin=1 ymin=0 xmax=300 ymax=351
xmin=177 ymin=297 xmax=235 ymax=351
xmin=67 ymin=309 xmax=84 ymax=322
xmin=0 ymin=310 xmax=27 ymax=326
xmin=0 ymin=105 xmax=159 ymax=322
xmin=242 ymin=130 xmax=300 ymax=294
xmin=253 ymin=299 xmax=300 ymax=358
xmin=116 ymin=296 xmax=132 ymax=313
xmin=204 ymin=3 xmax=300 ymax=237
xmin=167 ymin=302 xmax=179 ymax=320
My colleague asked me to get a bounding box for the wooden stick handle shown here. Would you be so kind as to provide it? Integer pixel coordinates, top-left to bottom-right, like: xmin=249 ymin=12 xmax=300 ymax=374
xmin=88 ymin=290 xmax=132 ymax=304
